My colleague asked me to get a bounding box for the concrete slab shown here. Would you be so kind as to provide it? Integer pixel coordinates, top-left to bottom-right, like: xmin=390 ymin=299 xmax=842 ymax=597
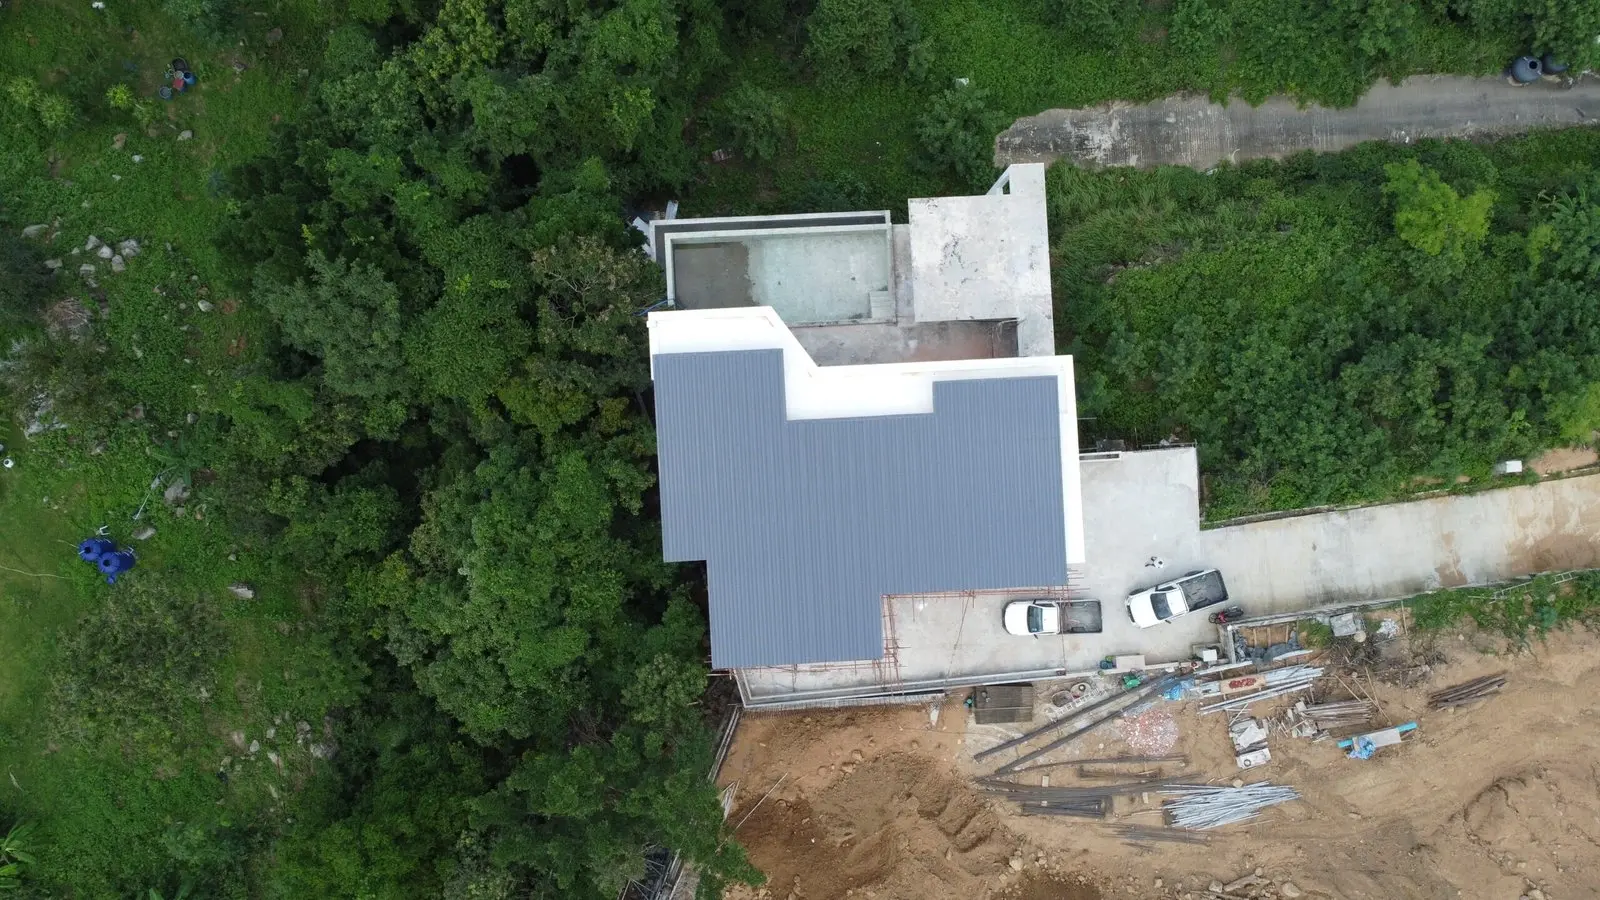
xmin=739 ymin=448 xmax=1600 ymax=706
xmin=996 ymin=74 xmax=1600 ymax=171
xmin=792 ymin=320 xmax=1017 ymax=367
xmin=672 ymin=243 xmax=753 ymax=310
xmin=908 ymin=164 xmax=1054 ymax=357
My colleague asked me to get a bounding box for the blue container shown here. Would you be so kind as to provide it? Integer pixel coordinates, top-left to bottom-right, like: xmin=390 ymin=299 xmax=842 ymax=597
xmin=97 ymin=549 xmax=137 ymax=584
xmin=1542 ymin=54 xmax=1569 ymax=74
xmin=183 ymin=71 xmax=197 ymax=86
xmin=78 ymin=537 xmax=116 ymax=562
xmin=1511 ymin=56 xmax=1543 ymax=84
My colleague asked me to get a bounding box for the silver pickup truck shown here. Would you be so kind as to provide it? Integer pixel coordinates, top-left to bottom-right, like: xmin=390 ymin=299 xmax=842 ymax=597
xmin=1126 ymin=569 xmax=1228 ymax=627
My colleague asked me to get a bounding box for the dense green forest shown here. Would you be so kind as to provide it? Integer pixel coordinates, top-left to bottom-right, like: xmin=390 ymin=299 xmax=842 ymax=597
xmin=1056 ymin=131 xmax=1600 ymax=517
xmin=0 ymin=0 xmax=1597 ymax=894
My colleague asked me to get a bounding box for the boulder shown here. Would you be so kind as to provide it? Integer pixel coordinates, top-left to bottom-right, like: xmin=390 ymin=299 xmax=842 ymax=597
xmin=44 ymin=258 xmax=62 ymax=270
xmin=85 ymin=235 xmax=103 ymax=251
xmin=177 ymin=130 xmax=193 ymax=141
xmin=110 ymin=254 xmax=126 ymax=273
xmin=117 ymin=238 xmax=140 ymax=257
xmin=227 ymin=582 xmax=256 ymax=600
xmin=96 ymin=245 xmax=113 ymax=260
xmin=22 ymin=224 xmax=48 ymax=238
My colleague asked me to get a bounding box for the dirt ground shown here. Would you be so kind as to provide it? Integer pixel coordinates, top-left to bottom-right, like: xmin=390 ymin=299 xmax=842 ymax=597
xmin=718 ymin=626 xmax=1600 ymax=900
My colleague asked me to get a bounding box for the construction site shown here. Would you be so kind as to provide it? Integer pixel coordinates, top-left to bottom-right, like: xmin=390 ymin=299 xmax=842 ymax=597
xmin=712 ymin=596 xmax=1600 ymax=900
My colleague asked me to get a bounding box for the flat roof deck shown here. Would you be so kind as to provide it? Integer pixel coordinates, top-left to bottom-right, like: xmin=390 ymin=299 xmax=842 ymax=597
xmin=739 ymin=448 xmax=1600 ymax=706
xmin=666 ymin=226 xmax=893 ymax=325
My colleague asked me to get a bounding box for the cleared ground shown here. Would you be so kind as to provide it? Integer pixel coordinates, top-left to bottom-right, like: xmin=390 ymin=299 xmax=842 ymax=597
xmin=720 ymin=625 xmax=1600 ymax=900
xmin=996 ymin=75 xmax=1600 ymax=170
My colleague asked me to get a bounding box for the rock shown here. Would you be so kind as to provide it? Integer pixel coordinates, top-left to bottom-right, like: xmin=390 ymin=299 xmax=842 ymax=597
xmin=78 ymin=263 xmax=97 ymax=278
xmin=96 ymin=245 xmax=112 ymax=260
xmin=309 ymin=742 xmax=334 ymax=760
xmin=85 ymin=235 xmax=103 ymax=251
xmin=131 ymin=154 xmax=144 ymax=163
xmin=89 ymin=442 xmax=106 ymax=456
xmin=110 ymin=254 xmax=126 ymax=273
xmin=1232 ymin=778 xmax=1244 ymax=788
xmin=1154 ymin=879 xmax=1163 ymax=889
xmin=186 ymin=412 xmax=198 ymax=424
xmin=249 ymin=739 xmax=260 ymax=754
xmin=113 ymin=132 xmax=127 ymax=150
xmin=228 ymin=582 xmax=256 ymax=600
xmin=117 ymin=239 xmax=140 ymax=257
xmin=132 ymin=525 xmax=157 ymax=540
xmin=163 ymin=480 xmax=190 ymax=505
xmin=266 ymin=727 xmax=276 ymax=739
xmin=177 ymin=129 xmax=193 ymax=141
xmin=1528 ymin=891 xmax=1545 ymax=900
xmin=1209 ymin=883 xmax=1225 ymax=895
xmin=44 ymin=258 xmax=61 ymax=270
xmin=22 ymin=224 xmax=48 ymax=238
xmin=196 ymin=299 xmax=215 ymax=312
xmin=1008 ymin=857 xmax=1023 ymax=871
xmin=229 ymin=731 xmax=247 ymax=750
xmin=1279 ymin=883 xmax=1302 ymax=898
xmin=267 ymin=750 xmax=282 ymax=770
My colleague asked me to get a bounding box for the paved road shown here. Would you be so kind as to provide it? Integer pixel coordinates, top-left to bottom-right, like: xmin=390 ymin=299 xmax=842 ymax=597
xmin=996 ymin=75 xmax=1600 ymax=170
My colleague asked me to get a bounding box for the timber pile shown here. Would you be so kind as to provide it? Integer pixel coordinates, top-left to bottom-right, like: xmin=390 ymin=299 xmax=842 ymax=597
xmin=1290 ymin=699 xmax=1377 ymax=737
xmin=1428 ymin=673 xmax=1508 ymax=709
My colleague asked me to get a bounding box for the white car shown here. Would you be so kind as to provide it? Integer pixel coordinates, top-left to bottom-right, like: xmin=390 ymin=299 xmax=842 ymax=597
xmin=1126 ymin=569 xmax=1228 ymax=628
xmin=1002 ymin=599 xmax=1103 ymax=636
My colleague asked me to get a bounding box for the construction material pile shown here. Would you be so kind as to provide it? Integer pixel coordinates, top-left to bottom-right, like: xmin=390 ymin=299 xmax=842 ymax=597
xmin=1162 ymin=782 xmax=1302 ymax=829
xmin=1428 ymin=673 xmax=1508 ymax=709
xmin=1200 ymin=666 xmax=1324 ymax=714
xmin=1287 ymin=699 xmax=1378 ymax=738
xmin=975 ymin=774 xmax=1200 ymax=820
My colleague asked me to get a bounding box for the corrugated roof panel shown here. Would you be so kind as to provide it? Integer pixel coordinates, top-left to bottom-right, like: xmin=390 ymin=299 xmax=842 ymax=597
xmin=654 ymin=349 xmax=1068 ymax=669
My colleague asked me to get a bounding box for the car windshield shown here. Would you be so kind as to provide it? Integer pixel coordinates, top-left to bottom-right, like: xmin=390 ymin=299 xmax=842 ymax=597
xmin=1149 ymin=592 xmax=1173 ymax=621
xmin=1026 ymin=605 xmax=1044 ymax=633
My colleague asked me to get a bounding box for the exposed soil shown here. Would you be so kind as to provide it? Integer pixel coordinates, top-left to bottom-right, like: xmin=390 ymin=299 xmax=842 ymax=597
xmin=720 ymin=627 xmax=1600 ymax=900
xmin=1530 ymin=446 xmax=1599 ymax=476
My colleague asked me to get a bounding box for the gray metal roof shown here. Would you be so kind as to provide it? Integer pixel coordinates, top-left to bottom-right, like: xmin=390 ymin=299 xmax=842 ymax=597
xmin=654 ymin=349 xmax=1070 ymax=670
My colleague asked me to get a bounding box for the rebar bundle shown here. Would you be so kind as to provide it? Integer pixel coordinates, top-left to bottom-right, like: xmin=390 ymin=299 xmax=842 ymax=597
xmin=1428 ymin=673 xmax=1508 ymax=709
xmin=1102 ymin=823 xmax=1210 ymax=845
xmin=1160 ymin=783 xmax=1301 ymax=829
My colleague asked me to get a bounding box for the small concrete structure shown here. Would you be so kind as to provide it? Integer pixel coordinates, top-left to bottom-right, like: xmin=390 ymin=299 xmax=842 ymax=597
xmin=649 ymin=165 xmax=1056 ymax=363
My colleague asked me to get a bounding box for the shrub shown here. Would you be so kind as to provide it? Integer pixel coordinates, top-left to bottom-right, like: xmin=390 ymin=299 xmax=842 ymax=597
xmin=50 ymin=573 xmax=229 ymax=747
xmin=1043 ymin=0 xmax=1140 ymax=42
xmin=804 ymin=0 xmax=916 ymax=84
xmin=914 ymin=83 xmax=1000 ymax=189
xmin=160 ymin=0 xmax=235 ymax=39
xmin=105 ymin=84 xmax=135 ymax=111
xmin=713 ymin=83 xmax=787 ymax=162
xmin=1382 ymin=159 xmax=1494 ymax=259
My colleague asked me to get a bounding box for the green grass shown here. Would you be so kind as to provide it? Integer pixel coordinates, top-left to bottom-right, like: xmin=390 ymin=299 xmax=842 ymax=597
xmin=1409 ymin=573 xmax=1600 ymax=641
xmin=0 ymin=1 xmax=362 ymax=892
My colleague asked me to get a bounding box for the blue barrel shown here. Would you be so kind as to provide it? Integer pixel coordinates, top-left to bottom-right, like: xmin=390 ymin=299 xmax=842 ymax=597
xmin=1511 ymin=56 xmax=1543 ymax=84
xmin=98 ymin=550 xmax=137 ymax=584
xmin=78 ymin=537 xmax=116 ymax=562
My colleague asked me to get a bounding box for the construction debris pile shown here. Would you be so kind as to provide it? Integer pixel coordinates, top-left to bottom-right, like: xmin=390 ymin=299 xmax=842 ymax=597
xmin=1428 ymin=672 xmax=1508 ymax=709
xmin=1185 ymin=870 xmax=1310 ymax=900
xmin=976 ymin=773 xmax=1199 ymax=820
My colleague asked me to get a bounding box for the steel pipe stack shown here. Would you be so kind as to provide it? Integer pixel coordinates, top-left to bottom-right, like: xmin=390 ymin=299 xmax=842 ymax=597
xmin=1160 ymin=782 xmax=1302 ymax=829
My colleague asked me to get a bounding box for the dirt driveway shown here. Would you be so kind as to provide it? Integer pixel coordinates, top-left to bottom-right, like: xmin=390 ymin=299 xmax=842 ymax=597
xmin=996 ymin=75 xmax=1600 ymax=170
